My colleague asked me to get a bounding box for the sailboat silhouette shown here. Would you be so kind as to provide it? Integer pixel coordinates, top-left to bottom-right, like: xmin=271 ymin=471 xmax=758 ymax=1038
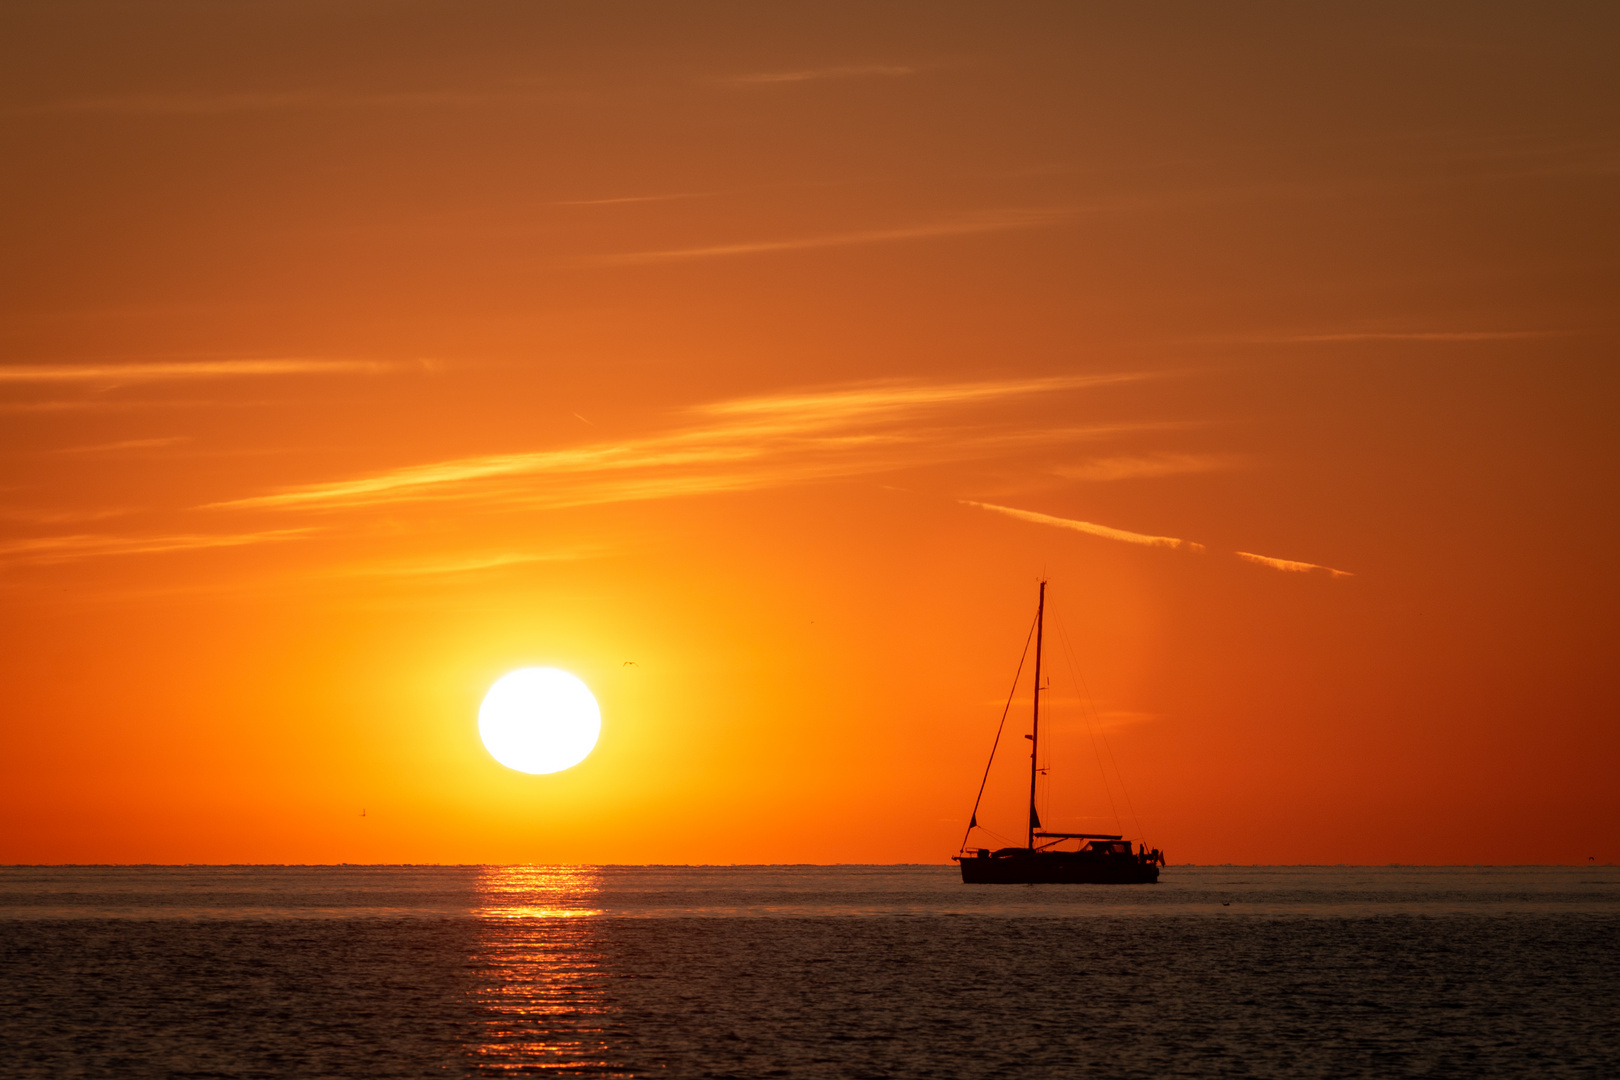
xmin=956 ymin=581 xmax=1164 ymax=885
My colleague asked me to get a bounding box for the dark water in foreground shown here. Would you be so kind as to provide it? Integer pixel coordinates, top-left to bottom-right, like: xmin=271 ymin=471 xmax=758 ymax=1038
xmin=2 ymin=866 xmax=1616 ymax=1078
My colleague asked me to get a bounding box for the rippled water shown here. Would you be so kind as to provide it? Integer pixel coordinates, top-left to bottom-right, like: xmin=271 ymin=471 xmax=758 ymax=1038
xmin=2 ymin=865 xmax=1616 ymax=1077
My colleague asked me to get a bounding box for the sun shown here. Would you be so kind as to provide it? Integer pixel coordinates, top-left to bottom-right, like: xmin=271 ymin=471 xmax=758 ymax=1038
xmin=478 ymin=668 xmax=601 ymax=775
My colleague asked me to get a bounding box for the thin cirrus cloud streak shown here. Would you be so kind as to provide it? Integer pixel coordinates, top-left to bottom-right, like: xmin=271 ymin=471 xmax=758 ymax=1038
xmin=45 ymin=437 xmax=189 ymax=456
xmin=553 ymin=192 xmax=714 ymax=207
xmin=1247 ymin=330 xmax=1564 ymax=344
xmin=963 ymin=501 xmax=1206 ymax=552
xmin=697 ymin=372 xmax=1136 ymax=420
xmin=0 ymin=359 xmax=387 ymax=384
xmin=0 ymin=529 xmax=313 ymax=566
xmin=721 ymin=65 xmax=916 ymax=86
xmin=213 ymin=373 xmax=1149 ymax=514
xmin=967 ymin=500 xmax=1355 ymax=578
xmin=590 ymin=208 xmax=1072 ymax=266
xmin=0 ymin=507 xmax=131 ymax=525
xmin=1051 ymin=453 xmax=1238 ymax=482
xmin=1236 ymin=551 xmax=1354 ymax=578
xmin=335 ymin=548 xmax=603 ymax=579
xmin=18 ymin=87 xmax=550 ymax=116
xmin=19 ymin=92 xmax=317 ymax=115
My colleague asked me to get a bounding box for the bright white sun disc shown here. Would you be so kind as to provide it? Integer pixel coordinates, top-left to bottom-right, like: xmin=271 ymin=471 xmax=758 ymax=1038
xmin=478 ymin=668 xmax=600 ymax=775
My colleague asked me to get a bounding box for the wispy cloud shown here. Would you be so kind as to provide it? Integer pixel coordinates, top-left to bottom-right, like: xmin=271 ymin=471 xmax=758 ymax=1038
xmin=0 ymin=359 xmax=387 ymax=385
xmin=1235 ymin=551 xmax=1354 ymax=578
xmin=336 ymin=548 xmax=602 ymax=578
xmin=965 ymin=501 xmax=1354 ymax=579
xmin=700 ymin=373 xmax=1136 ymax=421
xmin=554 ymin=192 xmax=713 ymax=207
xmin=1094 ymin=709 xmax=1159 ymax=732
xmin=214 ymin=374 xmax=1147 ymax=513
xmin=45 ymin=437 xmax=189 ymax=455
xmin=0 ymin=529 xmax=312 ymax=565
xmin=19 ymin=88 xmax=538 ymax=116
xmin=1052 ymin=453 xmax=1237 ymax=482
xmin=963 ymin=501 xmax=1206 ymax=552
xmin=1254 ymin=330 xmax=1562 ymax=344
xmin=217 ymin=443 xmax=765 ymax=511
xmin=592 ymin=208 xmax=1071 ymax=265
xmin=0 ymin=399 xmax=217 ymax=414
xmin=722 ymin=65 xmax=916 ymax=86
xmin=0 ymin=507 xmax=132 ymax=525
xmin=24 ymin=92 xmax=317 ymax=115
xmin=1039 ymin=708 xmax=1159 ymax=734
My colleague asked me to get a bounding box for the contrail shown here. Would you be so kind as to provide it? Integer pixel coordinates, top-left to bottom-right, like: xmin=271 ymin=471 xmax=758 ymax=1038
xmin=966 ymin=501 xmax=1356 ymax=579
xmin=963 ymin=501 xmax=1206 ymax=552
xmin=1236 ymin=551 xmax=1353 ymax=578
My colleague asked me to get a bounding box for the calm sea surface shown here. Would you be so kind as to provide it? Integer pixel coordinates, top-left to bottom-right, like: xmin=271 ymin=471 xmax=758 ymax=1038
xmin=2 ymin=865 xmax=1616 ymax=1078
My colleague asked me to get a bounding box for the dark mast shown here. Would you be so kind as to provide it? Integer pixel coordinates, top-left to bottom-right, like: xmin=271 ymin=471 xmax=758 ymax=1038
xmin=1027 ymin=580 xmax=1046 ymax=849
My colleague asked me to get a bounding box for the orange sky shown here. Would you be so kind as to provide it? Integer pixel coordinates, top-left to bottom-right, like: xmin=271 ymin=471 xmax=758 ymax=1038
xmin=2 ymin=2 xmax=1616 ymax=865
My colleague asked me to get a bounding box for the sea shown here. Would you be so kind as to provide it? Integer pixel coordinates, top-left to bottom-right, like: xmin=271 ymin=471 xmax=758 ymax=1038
xmin=2 ymin=864 xmax=1616 ymax=1078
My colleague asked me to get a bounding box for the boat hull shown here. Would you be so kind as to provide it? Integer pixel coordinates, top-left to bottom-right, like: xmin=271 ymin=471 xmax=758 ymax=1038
xmin=958 ymin=854 xmax=1159 ymax=884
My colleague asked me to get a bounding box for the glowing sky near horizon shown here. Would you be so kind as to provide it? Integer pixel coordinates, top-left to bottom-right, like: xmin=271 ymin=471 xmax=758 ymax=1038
xmin=0 ymin=1 xmax=1615 ymax=865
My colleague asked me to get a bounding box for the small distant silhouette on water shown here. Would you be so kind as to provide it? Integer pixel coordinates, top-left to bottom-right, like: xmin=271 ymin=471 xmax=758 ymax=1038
xmin=360 ymin=809 xmax=366 ymax=818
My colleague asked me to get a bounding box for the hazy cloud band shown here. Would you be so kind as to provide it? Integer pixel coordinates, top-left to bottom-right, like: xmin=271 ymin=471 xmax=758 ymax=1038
xmin=0 ymin=360 xmax=387 ymax=384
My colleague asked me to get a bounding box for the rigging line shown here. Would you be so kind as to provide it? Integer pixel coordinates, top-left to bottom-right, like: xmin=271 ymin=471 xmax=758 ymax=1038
xmin=1053 ymin=606 xmax=1145 ymax=842
xmin=959 ymin=608 xmax=1039 ymax=855
xmin=1044 ymin=599 xmax=1120 ymax=831
xmin=1049 ymin=605 xmax=1140 ymax=841
xmin=975 ymin=825 xmax=1015 ymax=847
xmin=1049 ymin=608 xmax=1127 ymax=835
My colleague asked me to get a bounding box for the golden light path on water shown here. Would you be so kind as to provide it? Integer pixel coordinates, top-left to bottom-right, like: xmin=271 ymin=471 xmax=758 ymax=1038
xmin=467 ymin=865 xmax=621 ymax=1076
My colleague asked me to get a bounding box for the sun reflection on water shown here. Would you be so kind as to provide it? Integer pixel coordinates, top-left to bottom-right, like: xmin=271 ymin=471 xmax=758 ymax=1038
xmin=467 ymin=865 xmax=625 ymax=1076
